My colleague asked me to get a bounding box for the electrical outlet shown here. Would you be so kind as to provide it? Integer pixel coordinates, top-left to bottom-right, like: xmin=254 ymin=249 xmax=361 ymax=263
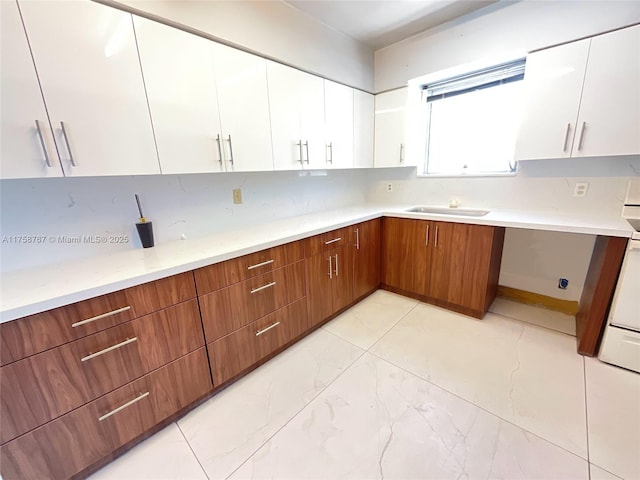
xmin=573 ymin=182 xmax=589 ymax=197
xmin=232 ymin=188 xmax=242 ymax=204
xmin=386 ymin=183 xmax=393 ymax=192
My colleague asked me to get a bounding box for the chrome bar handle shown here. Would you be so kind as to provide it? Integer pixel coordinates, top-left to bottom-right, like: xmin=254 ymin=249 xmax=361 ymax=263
xmin=334 ymin=253 xmax=339 ymax=276
xmin=250 ymin=281 xmax=276 ymax=294
xmin=328 ymin=255 xmax=333 ymax=279
xmin=98 ymin=391 xmax=149 ymax=421
xmin=226 ymin=135 xmax=234 ymax=165
xmin=256 ymin=321 xmax=280 ymax=337
xmin=297 ymin=140 xmax=303 ymax=164
xmin=399 ymin=143 xmax=405 ymax=163
xmin=247 ymin=259 xmax=274 ymax=270
xmin=562 ymin=123 xmax=571 ymax=152
xmin=72 ymin=306 xmax=131 ymax=328
xmin=81 ymin=337 xmax=137 ymax=362
xmin=304 ymin=141 xmax=310 ymax=164
xmin=434 ymin=225 xmax=439 ymax=248
xmin=60 ymin=121 xmax=77 ymax=166
xmin=577 ymin=122 xmax=586 ymax=151
xmin=355 ymin=228 xmax=360 ymax=250
xmin=324 ymin=237 xmax=342 ymax=245
xmin=35 ymin=120 xmax=54 ymax=167
xmin=327 ymin=142 xmax=333 ymax=164
xmin=425 ymin=224 xmax=430 ymax=246
xmin=215 ymin=134 xmax=223 ymax=167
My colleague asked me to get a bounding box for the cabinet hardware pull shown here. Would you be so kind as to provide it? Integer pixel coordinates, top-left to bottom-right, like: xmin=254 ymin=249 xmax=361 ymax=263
xmin=250 ymin=281 xmax=276 ymax=294
xmin=399 ymin=143 xmax=405 ymax=163
xmin=328 ymin=255 xmax=333 ymax=279
xmin=324 ymin=237 xmax=342 ymax=245
xmin=60 ymin=121 xmax=77 ymax=166
xmin=327 ymin=142 xmax=333 ymax=164
xmin=562 ymin=123 xmax=571 ymax=152
xmin=434 ymin=225 xmax=439 ymax=248
xmin=297 ymin=140 xmax=303 ymax=164
xmin=72 ymin=306 xmax=132 ymax=328
xmin=215 ymin=134 xmax=223 ymax=166
xmin=98 ymin=391 xmax=149 ymax=421
xmin=425 ymin=225 xmax=429 ymax=246
xmin=35 ymin=120 xmax=54 ymax=167
xmin=226 ymin=135 xmax=234 ymax=165
xmin=81 ymin=337 xmax=138 ymax=362
xmin=256 ymin=321 xmax=280 ymax=337
xmin=304 ymin=141 xmax=310 ymax=164
xmin=355 ymin=228 xmax=360 ymax=250
xmin=247 ymin=259 xmax=274 ymax=270
xmin=577 ymin=122 xmax=586 ymax=151
xmin=334 ymin=253 xmax=339 ymax=276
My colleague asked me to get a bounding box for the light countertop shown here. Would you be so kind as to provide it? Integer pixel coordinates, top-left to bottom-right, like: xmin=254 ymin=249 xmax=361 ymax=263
xmin=1 ymin=203 xmax=634 ymax=323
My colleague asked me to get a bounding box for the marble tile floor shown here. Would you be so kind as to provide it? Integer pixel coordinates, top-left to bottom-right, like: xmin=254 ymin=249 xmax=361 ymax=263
xmin=89 ymin=290 xmax=640 ymax=480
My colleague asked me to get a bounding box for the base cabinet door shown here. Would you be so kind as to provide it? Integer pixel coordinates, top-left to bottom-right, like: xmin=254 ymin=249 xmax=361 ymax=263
xmin=305 ymin=250 xmax=338 ymax=327
xmin=352 ymin=219 xmax=381 ymax=300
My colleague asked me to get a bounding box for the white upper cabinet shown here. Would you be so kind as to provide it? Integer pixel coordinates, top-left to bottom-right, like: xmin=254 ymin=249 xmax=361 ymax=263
xmin=18 ymin=0 xmax=160 ymax=176
xmin=267 ymin=62 xmax=325 ymax=170
xmin=515 ymin=24 xmax=640 ymax=161
xmin=374 ymin=87 xmax=408 ymax=168
xmin=324 ymin=80 xmax=354 ymax=169
xmin=353 ymin=90 xmax=374 ymax=168
xmin=573 ymin=25 xmax=640 ymax=158
xmin=1 ymin=1 xmax=62 ymax=179
xmin=212 ymin=44 xmax=274 ymax=172
xmin=134 ymin=17 xmax=223 ymax=174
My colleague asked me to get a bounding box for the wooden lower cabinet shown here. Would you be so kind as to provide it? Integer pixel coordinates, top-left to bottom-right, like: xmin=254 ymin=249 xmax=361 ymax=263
xmin=382 ymin=217 xmax=430 ymax=295
xmin=351 ymin=218 xmax=381 ymax=301
xmin=208 ymin=298 xmax=309 ymax=385
xmin=0 ymin=348 xmax=212 ymax=480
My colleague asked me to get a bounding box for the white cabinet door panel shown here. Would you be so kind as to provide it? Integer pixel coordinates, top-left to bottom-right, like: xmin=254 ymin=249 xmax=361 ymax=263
xmin=213 ymin=44 xmax=273 ymax=172
xmin=574 ymin=25 xmax=640 ymax=157
xmin=134 ymin=17 xmax=223 ymax=174
xmin=374 ymin=88 xmax=407 ymax=168
xmin=324 ymin=80 xmax=353 ymax=169
xmin=299 ymin=74 xmax=326 ymax=169
xmin=18 ymin=1 xmax=160 ymax=176
xmin=1 ymin=1 xmax=62 ymax=179
xmin=353 ymin=90 xmax=374 ymax=168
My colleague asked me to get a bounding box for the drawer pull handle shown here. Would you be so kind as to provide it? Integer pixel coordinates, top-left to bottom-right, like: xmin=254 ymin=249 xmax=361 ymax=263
xmin=81 ymin=337 xmax=138 ymax=362
xmin=256 ymin=321 xmax=280 ymax=337
xmin=72 ymin=306 xmax=132 ymax=328
xmin=247 ymin=259 xmax=274 ymax=270
xmin=324 ymin=237 xmax=342 ymax=245
xmin=98 ymin=391 xmax=150 ymax=421
xmin=251 ymin=281 xmax=276 ymax=294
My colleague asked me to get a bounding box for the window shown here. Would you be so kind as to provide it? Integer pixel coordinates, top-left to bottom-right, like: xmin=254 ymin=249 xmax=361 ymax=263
xmin=421 ymin=59 xmax=525 ymax=175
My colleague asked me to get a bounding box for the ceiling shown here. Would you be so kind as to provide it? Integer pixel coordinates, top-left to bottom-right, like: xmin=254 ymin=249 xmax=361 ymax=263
xmin=284 ymin=0 xmax=499 ymax=50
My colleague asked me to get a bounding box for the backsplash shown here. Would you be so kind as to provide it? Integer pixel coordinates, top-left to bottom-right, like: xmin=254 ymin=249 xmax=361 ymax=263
xmin=0 ymin=169 xmax=368 ymax=272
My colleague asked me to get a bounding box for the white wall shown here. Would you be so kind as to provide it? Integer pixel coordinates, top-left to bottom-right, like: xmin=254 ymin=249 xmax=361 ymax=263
xmin=107 ymin=0 xmax=375 ymax=92
xmin=0 ymin=170 xmax=368 ymax=272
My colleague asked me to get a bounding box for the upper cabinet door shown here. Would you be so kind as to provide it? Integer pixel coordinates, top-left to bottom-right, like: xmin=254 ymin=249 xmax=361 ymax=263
xmin=374 ymin=87 xmax=407 ymax=167
xmin=573 ymin=25 xmax=640 ymax=158
xmin=514 ymin=40 xmax=589 ymax=161
xmin=18 ymin=1 xmax=160 ymax=176
xmin=1 ymin=1 xmax=62 ymax=179
xmin=134 ymin=17 xmax=224 ymax=174
xmin=213 ymin=44 xmax=274 ymax=172
xmin=324 ymin=80 xmax=354 ymax=169
xmin=267 ymin=62 xmax=324 ymax=170
xmin=353 ymin=90 xmax=374 ymax=168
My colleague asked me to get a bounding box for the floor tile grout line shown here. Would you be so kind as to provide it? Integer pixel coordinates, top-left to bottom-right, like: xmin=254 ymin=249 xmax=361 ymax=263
xmin=367 ymin=348 xmax=591 ymax=464
xmin=487 ymin=308 xmax=577 ymax=338
xmin=176 ymin=421 xmax=211 ymax=480
xmin=365 ymin=301 xmax=421 ymax=353
xmin=583 ymin=356 xmax=593 ymax=479
xmin=223 ymin=342 xmax=370 ymax=479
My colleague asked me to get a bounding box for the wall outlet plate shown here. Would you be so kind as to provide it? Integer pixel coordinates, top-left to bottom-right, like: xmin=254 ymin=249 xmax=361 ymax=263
xmin=232 ymin=188 xmax=242 ymax=204
xmin=573 ymin=182 xmax=589 ymax=197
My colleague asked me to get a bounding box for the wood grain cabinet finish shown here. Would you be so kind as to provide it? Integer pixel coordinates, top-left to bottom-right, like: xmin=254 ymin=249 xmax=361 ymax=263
xmin=1 ymin=299 xmax=204 ymax=444
xmin=194 ymin=240 xmax=304 ymax=295
xmin=0 ymin=272 xmax=196 ymax=366
xmin=0 ymin=348 xmax=211 ymax=480
xmin=303 ymin=226 xmax=351 ymax=257
xmin=199 ymin=260 xmax=305 ymax=342
xmin=382 ymin=217 xmax=430 ymax=295
xmin=351 ymin=219 xmax=381 ymax=301
xmin=208 ymin=298 xmax=309 ymax=385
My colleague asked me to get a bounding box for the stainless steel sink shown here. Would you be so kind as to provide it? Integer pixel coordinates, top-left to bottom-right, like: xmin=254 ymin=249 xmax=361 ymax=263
xmin=406 ymin=206 xmax=490 ymax=217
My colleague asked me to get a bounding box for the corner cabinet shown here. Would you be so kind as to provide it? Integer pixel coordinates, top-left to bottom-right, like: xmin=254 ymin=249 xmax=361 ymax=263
xmin=374 ymin=87 xmax=409 ymax=167
xmin=353 ymin=90 xmax=375 ymax=168
xmin=515 ymin=24 xmax=640 ymax=160
xmin=351 ymin=219 xmax=381 ymax=300
xmin=381 ymin=217 xmax=505 ymax=318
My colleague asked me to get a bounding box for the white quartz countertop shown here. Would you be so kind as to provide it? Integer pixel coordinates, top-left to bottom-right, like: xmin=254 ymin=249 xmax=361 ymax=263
xmin=1 ymin=203 xmax=633 ymax=323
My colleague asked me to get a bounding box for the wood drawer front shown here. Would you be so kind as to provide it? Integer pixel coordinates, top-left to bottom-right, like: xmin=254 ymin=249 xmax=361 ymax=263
xmin=0 ymin=348 xmax=211 ymax=480
xmin=199 ymin=260 xmax=305 ymax=342
xmin=303 ymin=227 xmax=350 ymax=257
xmin=1 ymin=272 xmax=197 ymax=366
xmin=1 ymin=299 xmax=204 ymax=444
xmin=208 ymin=298 xmax=309 ymax=385
xmin=194 ymin=240 xmax=304 ymax=295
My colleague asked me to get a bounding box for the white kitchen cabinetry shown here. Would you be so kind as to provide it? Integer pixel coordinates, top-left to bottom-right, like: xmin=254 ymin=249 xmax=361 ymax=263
xmin=374 ymin=87 xmax=408 ymax=168
xmin=324 ymin=80 xmax=354 ymax=169
xmin=17 ymin=1 xmax=160 ymax=176
xmin=213 ymin=44 xmax=274 ymax=172
xmin=515 ymin=25 xmax=640 ymax=161
xmin=134 ymin=17 xmax=223 ymax=174
xmin=353 ymin=90 xmax=374 ymax=168
xmin=0 ymin=1 xmax=62 ymax=179
xmin=267 ymin=62 xmax=325 ymax=170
